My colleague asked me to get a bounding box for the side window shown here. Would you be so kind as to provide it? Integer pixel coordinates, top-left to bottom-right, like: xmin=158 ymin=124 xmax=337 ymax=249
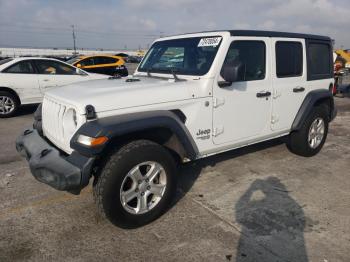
xmin=4 ymin=61 xmax=35 ymax=74
xmin=307 ymin=42 xmax=332 ymax=80
xmin=94 ymin=57 xmax=116 ymax=65
xmin=276 ymin=41 xmax=303 ymax=78
xmin=104 ymin=57 xmax=117 ymax=64
xmin=221 ymin=41 xmax=266 ymax=81
xmin=93 ymin=57 xmax=104 ymax=65
xmin=79 ymin=58 xmax=94 ymax=66
xmin=36 ymin=60 xmax=78 ymax=75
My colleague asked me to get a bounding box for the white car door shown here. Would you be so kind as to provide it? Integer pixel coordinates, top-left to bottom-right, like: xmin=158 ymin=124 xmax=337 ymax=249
xmin=213 ymin=37 xmax=273 ymax=145
xmin=271 ymin=38 xmax=307 ymax=131
xmin=34 ymin=60 xmax=90 ymax=93
xmin=1 ymin=60 xmax=42 ymax=104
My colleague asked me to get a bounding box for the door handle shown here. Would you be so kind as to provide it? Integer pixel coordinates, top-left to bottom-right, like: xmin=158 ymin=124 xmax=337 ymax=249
xmin=293 ymin=87 xmax=305 ymax=93
xmin=256 ymin=91 xmax=271 ymax=98
xmin=43 ymin=79 xmax=50 ymax=82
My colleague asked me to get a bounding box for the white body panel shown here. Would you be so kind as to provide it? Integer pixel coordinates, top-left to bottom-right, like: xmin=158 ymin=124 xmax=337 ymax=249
xmin=0 ymin=73 xmax=42 ymax=104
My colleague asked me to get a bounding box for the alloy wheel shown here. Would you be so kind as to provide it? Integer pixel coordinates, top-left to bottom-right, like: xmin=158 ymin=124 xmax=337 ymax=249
xmin=308 ymin=117 xmax=325 ymax=149
xmin=120 ymin=161 xmax=167 ymax=215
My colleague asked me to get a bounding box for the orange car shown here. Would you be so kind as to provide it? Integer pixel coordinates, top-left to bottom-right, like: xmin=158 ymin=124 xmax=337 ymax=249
xmin=67 ymin=55 xmax=128 ymax=76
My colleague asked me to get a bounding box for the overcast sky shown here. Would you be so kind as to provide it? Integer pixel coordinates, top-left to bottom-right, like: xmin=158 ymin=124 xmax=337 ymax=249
xmin=0 ymin=0 xmax=349 ymax=50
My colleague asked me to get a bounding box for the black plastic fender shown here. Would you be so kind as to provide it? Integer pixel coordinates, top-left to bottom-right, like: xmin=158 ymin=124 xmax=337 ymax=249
xmin=291 ymin=89 xmax=337 ymax=131
xmin=70 ymin=110 xmax=198 ymax=160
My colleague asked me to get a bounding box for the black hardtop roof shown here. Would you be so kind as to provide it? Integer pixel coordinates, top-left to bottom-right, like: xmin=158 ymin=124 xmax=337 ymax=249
xmin=174 ymin=30 xmax=330 ymax=41
xmin=229 ymin=30 xmax=331 ymax=41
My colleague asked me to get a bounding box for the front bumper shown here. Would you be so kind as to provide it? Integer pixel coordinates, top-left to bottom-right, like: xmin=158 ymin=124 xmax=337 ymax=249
xmin=16 ymin=129 xmax=94 ymax=194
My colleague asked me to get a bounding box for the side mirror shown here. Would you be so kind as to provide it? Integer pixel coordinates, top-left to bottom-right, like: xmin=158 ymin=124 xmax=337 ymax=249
xmin=76 ymin=64 xmax=82 ymax=68
xmin=219 ymin=61 xmax=243 ymax=87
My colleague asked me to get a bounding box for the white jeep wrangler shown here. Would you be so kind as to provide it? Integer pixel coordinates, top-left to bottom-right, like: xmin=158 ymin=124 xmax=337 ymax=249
xmin=16 ymin=30 xmax=337 ymax=228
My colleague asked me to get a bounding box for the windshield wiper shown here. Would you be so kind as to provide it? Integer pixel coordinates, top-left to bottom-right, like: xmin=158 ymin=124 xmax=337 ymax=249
xmin=170 ymin=68 xmax=180 ymax=81
xmin=170 ymin=68 xmax=186 ymax=82
xmin=143 ymin=67 xmax=186 ymax=82
xmin=147 ymin=67 xmax=152 ymax=77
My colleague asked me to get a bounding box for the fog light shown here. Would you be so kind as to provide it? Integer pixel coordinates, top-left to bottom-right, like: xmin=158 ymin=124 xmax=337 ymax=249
xmin=77 ymin=135 xmax=108 ymax=147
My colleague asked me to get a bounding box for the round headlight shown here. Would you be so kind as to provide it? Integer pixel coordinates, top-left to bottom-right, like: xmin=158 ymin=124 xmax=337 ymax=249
xmin=63 ymin=108 xmax=77 ymax=137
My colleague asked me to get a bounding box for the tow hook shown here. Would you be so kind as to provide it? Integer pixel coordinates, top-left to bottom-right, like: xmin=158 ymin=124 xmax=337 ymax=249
xmin=24 ymin=129 xmax=33 ymax=136
xmin=40 ymin=149 xmax=51 ymax=158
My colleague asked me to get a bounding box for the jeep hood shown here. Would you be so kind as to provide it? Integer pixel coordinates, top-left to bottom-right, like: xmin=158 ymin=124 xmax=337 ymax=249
xmin=45 ymin=77 xmax=194 ymax=114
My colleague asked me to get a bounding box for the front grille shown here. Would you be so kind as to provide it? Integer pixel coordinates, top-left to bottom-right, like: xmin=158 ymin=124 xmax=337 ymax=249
xmin=42 ymin=97 xmax=70 ymax=153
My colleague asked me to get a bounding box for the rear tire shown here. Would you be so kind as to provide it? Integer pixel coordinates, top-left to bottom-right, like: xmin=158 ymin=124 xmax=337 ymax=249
xmin=93 ymin=140 xmax=177 ymax=228
xmin=287 ymin=105 xmax=329 ymax=157
xmin=0 ymin=91 xmax=19 ymax=118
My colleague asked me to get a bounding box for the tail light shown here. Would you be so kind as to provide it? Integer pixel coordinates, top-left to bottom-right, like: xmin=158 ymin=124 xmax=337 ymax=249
xmin=332 ymin=83 xmax=337 ymax=95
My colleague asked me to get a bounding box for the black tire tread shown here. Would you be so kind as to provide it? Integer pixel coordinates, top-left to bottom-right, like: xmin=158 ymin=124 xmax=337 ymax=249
xmin=93 ymin=139 xmax=176 ymax=228
xmin=93 ymin=140 xmax=155 ymax=217
xmin=287 ymin=104 xmax=329 ymax=157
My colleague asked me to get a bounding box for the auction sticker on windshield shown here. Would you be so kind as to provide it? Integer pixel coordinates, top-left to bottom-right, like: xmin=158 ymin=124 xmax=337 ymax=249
xmin=198 ymin=37 xmax=222 ymax=47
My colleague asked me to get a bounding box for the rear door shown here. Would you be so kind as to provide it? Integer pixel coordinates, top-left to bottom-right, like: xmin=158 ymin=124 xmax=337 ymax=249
xmin=271 ymin=38 xmax=307 ymax=131
xmin=1 ymin=60 xmax=42 ymax=103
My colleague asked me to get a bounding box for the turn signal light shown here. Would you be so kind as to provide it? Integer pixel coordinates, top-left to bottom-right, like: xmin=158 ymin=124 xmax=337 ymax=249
xmin=77 ymin=135 xmax=108 ymax=147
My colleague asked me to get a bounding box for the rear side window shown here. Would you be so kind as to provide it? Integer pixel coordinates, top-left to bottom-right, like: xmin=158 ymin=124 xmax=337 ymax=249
xmin=94 ymin=57 xmax=116 ymax=65
xmin=4 ymin=61 xmax=35 ymax=74
xmin=276 ymin=42 xmax=303 ymax=78
xmin=307 ymin=42 xmax=332 ymax=80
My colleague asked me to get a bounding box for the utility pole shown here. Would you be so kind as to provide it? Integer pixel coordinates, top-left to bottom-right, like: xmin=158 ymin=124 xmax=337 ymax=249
xmin=71 ymin=25 xmax=77 ymax=54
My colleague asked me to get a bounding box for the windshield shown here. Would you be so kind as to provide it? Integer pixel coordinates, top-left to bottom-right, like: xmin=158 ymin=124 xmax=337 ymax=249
xmin=138 ymin=36 xmax=222 ymax=76
xmin=66 ymin=57 xmax=81 ymax=65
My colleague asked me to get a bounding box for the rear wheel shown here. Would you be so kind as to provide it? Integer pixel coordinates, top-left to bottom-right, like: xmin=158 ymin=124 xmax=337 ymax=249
xmin=0 ymin=91 xmax=19 ymax=118
xmin=287 ymin=105 xmax=329 ymax=157
xmin=93 ymin=140 xmax=177 ymax=228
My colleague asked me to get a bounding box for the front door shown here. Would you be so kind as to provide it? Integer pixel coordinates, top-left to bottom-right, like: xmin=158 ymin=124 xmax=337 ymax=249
xmin=213 ymin=38 xmax=272 ymax=145
xmin=34 ymin=60 xmax=87 ymax=93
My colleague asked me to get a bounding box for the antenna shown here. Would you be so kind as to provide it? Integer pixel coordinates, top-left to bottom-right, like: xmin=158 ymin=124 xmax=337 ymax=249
xmin=71 ymin=25 xmax=77 ymax=54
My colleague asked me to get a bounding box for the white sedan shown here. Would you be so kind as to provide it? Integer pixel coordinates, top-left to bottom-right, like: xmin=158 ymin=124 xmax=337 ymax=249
xmin=0 ymin=57 xmax=108 ymax=117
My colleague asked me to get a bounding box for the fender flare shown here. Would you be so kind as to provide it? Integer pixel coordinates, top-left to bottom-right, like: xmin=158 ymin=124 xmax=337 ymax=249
xmin=291 ymin=89 xmax=336 ymax=131
xmin=70 ymin=110 xmax=198 ymax=159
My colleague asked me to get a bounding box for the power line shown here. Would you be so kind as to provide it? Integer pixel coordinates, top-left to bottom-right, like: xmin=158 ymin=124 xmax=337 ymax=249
xmin=0 ymin=28 xmax=159 ymax=39
xmin=0 ymin=23 xmax=169 ymax=37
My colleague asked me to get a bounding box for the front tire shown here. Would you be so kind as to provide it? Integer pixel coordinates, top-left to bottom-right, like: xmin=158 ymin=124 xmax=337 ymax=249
xmin=287 ymin=105 xmax=329 ymax=157
xmin=93 ymin=140 xmax=177 ymax=228
xmin=0 ymin=91 xmax=19 ymax=118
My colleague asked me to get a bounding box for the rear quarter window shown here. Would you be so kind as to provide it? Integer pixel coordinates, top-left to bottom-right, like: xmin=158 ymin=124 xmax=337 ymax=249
xmin=307 ymin=41 xmax=332 ymax=81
